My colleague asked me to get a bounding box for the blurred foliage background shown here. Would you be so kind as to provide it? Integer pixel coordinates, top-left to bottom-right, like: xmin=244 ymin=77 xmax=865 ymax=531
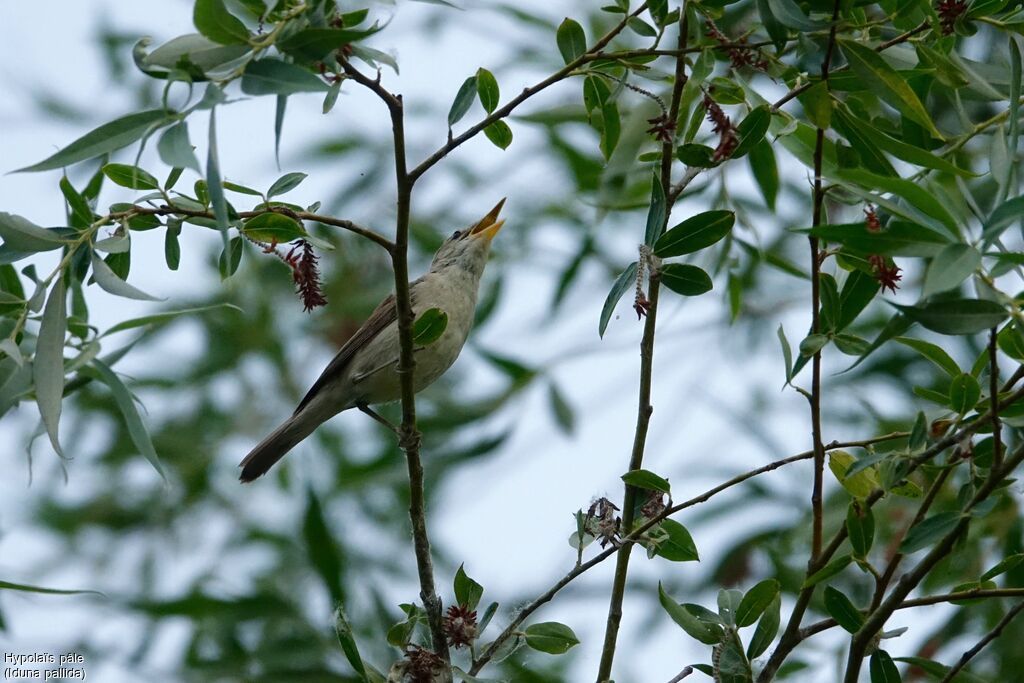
xmin=2 ymin=0 xmax=1024 ymax=682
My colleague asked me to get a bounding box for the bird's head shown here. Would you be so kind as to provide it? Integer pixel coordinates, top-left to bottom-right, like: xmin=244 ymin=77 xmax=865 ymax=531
xmin=429 ymin=198 xmax=505 ymax=279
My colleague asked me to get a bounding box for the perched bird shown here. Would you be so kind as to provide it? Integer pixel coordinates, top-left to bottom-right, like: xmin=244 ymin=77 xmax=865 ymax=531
xmin=239 ymin=200 xmax=506 ymax=482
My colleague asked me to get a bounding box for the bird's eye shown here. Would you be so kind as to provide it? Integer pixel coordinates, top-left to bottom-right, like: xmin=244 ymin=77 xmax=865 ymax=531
xmin=451 ymin=230 xmax=462 ymax=240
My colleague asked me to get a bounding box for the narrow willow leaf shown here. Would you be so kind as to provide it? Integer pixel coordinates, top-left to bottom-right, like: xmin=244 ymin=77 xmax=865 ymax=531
xmin=556 ymin=18 xmax=586 ymax=64
xmin=982 ymin=195 xmax=1024 ymax=245
xmin=732 ymin=106 xmax=771 ymax=158
xmin=655 ymin=210 xmax=735 ymax=257
xmin=157 ymin=122 xmax=201 ymax=173
xmin=802 ymin=554 xmax=853 ymax=588
xmin=35 ymin=278 xmax=66 ymax=455
xmin=847 ymin=500 xmax=875 ymax=558
xmin=334 ymin=605 xmax=370 ymax=681
xmin=277 ymin=26 xmax=384 ymax=61
xmin=757 ymin=0 xmax=788 ymax=50
xmin=736 ymin=579 xmax=780 ymax=627
xmin=448 ymin=76 xmax=478 ymax=127
xmin=894 ymin=299 xmax=1008 ymax=336
xmin=89 ymin=359 xmax=166 ymax=479
xmin=0 ymin=213 xmax=67 ymax=253
xmin=484 ymin=121 xmax=513 ymax=150
xmin=659 ymin=583 xmax=718 ymax=644
xmin=747 ymin=593 xmax=781 ymax=659
xmin=980 ymin=553 xmax=1024 ymax=581
xmin=777 ymin=324 xmax=793 ymax=383
xmin=660 ymin=264 xmax=713 ymax=296
xmin=15 ymin=110 xmax=171 ymax=173
xmin=267 ymin=172 xmax=308 ymax=198
xmin=599 ymin=262 xmax=638 ymax=338
xmin=302 ymin=490 xmax=344 ymax=603
xmin=412 ymin=307 xmax=448 ymax=345
xmin=164 ymin=220 xmax=182 ymax=270
xmin=835 ymin=168 xmax=959 ymax=238
xmin=900 ymin=512 xmax=963 ymax=553
xmin=870 ymin=650 xmax=902 ymax=683
xmin=193 ymin=0 xmax=251 ymax=45
xmin=824 ymin=586 xmax=864 ymax=633
xmin=60 ymin=176 xmax=93 ymax=227
xmin=0 ymin=580 xmax=103 ymax=596
xmin=206 ymin=105 xmax=232 ymax=271
xmin=102 ymin=163 xmax=160 ymax=190
xmin=894 ymin=337 xmax=960 ymax=376
xmin=524 ymin=622 xmax=579 ymax=654
xmin=922 ymin=244 xmax=980 ymax=298
xmin=949 ymin=372 xmax=981 ymax=414
xmin=454 ymin=564 xmax=484 ymax=610
xmin=241 ymin=59 xmax=330 ymax=95
xmin=102 ymin=303 xmax=241 ymax=336
xmin=621 ymin=468 xmax=671 ymax=494
xmin=804 ymin=221 xmax=949 ymax=257
xmin=476 ymin=68 xmax=500 ymax=113
xmin=644 ymin=173 xmax=666 ymax=246
xmin=767 ymin=0 xmax=828 ymax=30
xmin=91 ymin=251 xmax=162 ymax=301
xmin=838 ymin=40 xmax=942 ymax=139
xmin=749 ymin=139 xmax=778 ymax=209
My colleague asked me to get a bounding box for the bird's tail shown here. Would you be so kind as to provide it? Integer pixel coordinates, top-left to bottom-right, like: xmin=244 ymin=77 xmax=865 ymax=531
xmin=238 ymin=410 xmax=320 ymax=483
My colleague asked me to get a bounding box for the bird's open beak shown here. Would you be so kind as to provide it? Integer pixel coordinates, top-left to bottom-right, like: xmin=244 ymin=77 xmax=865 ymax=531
xmin=469 ymin=198 xmax=506 ymax=242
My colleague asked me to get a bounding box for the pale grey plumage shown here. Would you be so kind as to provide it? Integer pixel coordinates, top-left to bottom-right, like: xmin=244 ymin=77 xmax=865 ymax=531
xmin=238 ymin=201 xmax=505 ymax=482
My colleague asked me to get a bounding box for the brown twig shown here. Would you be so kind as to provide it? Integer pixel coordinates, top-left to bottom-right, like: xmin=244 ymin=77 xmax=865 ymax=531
xmin=938 ymin=601 xmax=1024 ymax=682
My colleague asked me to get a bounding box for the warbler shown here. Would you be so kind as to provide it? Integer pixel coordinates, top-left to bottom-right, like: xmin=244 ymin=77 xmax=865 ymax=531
xmin=239 ymin=200 xmax=506 ymax=482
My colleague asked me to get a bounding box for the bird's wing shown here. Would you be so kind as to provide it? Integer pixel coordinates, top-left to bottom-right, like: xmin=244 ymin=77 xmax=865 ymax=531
xmin=293 ymin=293 xmax=398 ymax=414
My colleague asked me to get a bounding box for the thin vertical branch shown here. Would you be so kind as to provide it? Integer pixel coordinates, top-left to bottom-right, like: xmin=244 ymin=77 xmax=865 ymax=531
xmin=341 ymin=59 xmax=451 ymax=676
xmin=938 ymin=600 xmax=1024 ymax=683
xmin=595 ymin=7 xmax=688 ymax=681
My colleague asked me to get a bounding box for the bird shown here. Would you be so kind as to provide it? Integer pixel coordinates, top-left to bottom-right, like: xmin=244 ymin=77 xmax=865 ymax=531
xmin=238 ymin=199 xmax=506 ymax=482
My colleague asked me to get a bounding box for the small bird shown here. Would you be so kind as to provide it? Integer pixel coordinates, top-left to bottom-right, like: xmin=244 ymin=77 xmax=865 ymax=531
xmin=238 ymin=200 xmax=506 ymax=482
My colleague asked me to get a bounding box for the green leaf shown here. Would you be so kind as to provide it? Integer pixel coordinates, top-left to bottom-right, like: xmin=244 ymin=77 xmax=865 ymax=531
xmin=454 ymin=564 xmax=483 ymax=610
xmin=922 ymin=244 xmax=981 ymax=298
xmin=524 ymin=622 xmax=579 ymax=654
xmin=102 ymin=163 xmax=160 ymax=191
xmin=413 ymin=307 xmax=448 ymax=345
xmin=0 ymin=213 xmax=67 ymax=253
xmin=982 ymin=195 xmax=1024 ymax=245
xmin=980 ymin=553 xmax=1023 ymax=581
xmin=654 ymin=210 xmax=735 ymax=257
xmin=267 ymin=172 xmax=308 ymax=198
xmin=102 ymin=303 xmax=241 ymax=336
xmin=476 ymin=68 xmax=499 ymax=114
xmin=824 ymin=586 xmax=864 ymax=633
xmin=894 ymin=299 xmax=1008 ymax=336
xmin=847 ymin=500 xmax=875 ymax=558
xmin=829 ymin=450 xmax=880 ymax=498
xmin=627 ymin=16 xmax=658 ymax=36
xmin=583 ymin=75 xmax=610 ymax=113
xmin=767 ymin=0 xmax=828 ymax=30
xmin=277 ymin=26 xmax=384 ymax=61
xmin=241 ymin=212 xmax=306 ymax=243
xmin=621 ymin=468 xmax=671 ymax=494
xmin=838 ymin=40 xmax=942 ymax=139
xmin=448 ymin=76 xmax=478 ymax=127
xmin=206 ymin=106 xmax=232 ymax=274
xmin=274 ymin=94 xmax=286 ymax=169
xmin=0 ymin=580 xmax=102 ymax=596
xmin=193 ymin=0 xmax=250 ymax=44
xmin=334 ymin=605 xmax=370 ymax=682
xmin=15 ymin=109 xmax=171 ymax=173
xmin=556 ymin=18 xmax=586 ymax=64
xmin=303 ymin=490 xmax=344 ymax=602
xmin=870 ymin=650 xmax=902 ymax=683
xmin=900 ymin=512 xmax=963 ymax=553
xmin=35 ymin=278 xmax=66 ymax=456
xmin=802 ymin=554 xmax=853 ymax=588
xmin=599 ymin=262 xmax=638 ymax=338
xmin=548 ymin=382 xmax=575 ymax=434
xmin=164 ymin=220 xmax=181 ymax=270
xmin=659 ymin=583 xmax=719 ymax=644
xmin=483 ymin=121 xmax=513 ymax=150
xmin=654 ymin=519 xmax=699 ymax=562
xmin=747 ymin=593 xmax=781 ymax=659
xmin=644 ymin=173 xmax=666 ymax=246
xmin=732 ymin=106 xmax=771 ymax=158
xmin=778 ymin=324 xmax=793 ymax=383
xmin=892 ymin=658 xmax=985 ymax=683
xmin=157 ymin=122 xmax=201 ymax=173
xmin=949 ymin=372 xmax=981 ymax=414
xmin=757 ymin=0 xmax=788 ymax=51
xmin=805 ymin=221 xmax=949 ymax=257
xmin=799 ymin=82 xmax=832 ymax=129
xmin=894 ymin=337 xmax=961 ymax=377
xmin=819 ymin=273 xmax=841 ymax=333
xmin=749 ymin=140 xmax=778 ymax=210
xmin=218 ymin=235 xmax=244 ymax=277
xmin=241 ymin=59 xmax=330 ymax=95
xmin=834 ymin=168 xmax=959 ymax=238
xmin=60 ymin=176 xmax=94 ymax=227
xmin=799 ymin=333 xmax=828 ymax=357
xmin=660 ymin=264 xmax=713 ymax=296
xmin=91 ymin=251 xmax=162 ymax=301
xmin=599 ymin=102 xmax=620 ymax=160
xmin=736 ymin=579 xmax=780 ymax=627
xmin=89 ymin=359 xmax=166 ymax=479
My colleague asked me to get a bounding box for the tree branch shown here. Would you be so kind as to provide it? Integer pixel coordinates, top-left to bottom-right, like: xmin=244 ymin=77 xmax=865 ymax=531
xmin=937 ymin=600 xmax=1024 ymax=682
